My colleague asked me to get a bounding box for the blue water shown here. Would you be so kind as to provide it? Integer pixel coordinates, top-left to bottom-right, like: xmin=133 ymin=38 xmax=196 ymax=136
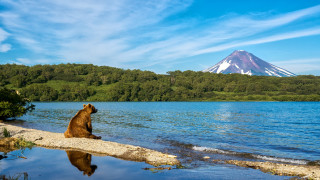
xmin=0 ymin=148 xmax=287 ymax=180
xmin=4 ymin=102 xmax=320 ymax=179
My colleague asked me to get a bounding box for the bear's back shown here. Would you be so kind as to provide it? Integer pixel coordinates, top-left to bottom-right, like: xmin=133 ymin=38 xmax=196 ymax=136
xmin=71 ymin=109 xmax=89 ymax=122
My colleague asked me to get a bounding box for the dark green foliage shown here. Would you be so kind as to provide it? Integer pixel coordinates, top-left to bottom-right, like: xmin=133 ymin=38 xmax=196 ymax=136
xmin=21 ymin=84 xmax=58 ymax=101
xmin=58 ymin=85 xmax=96 ymax=101
xmin=0 ymin=88 xmax=35 ymax=119
xmin=1 ymin=63 xmax=320 ymax=102
xmin=2 ymin=127 xmax=11 ymax=137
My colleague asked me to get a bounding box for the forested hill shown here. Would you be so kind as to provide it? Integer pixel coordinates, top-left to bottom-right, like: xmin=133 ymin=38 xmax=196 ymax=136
xmin=1 ymin=64 xmax=320 ymax=101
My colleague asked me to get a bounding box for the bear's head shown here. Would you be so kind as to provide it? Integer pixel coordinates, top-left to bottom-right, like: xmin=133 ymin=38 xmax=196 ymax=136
xmin=83 ymin=104 xmax=98 ymax=114
xmin=84 ymin=165 xmax=97 ymax=176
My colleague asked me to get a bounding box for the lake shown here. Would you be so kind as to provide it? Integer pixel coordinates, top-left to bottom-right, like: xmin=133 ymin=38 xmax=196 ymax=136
xmin=1 ymin=102 xmax=320 ymax=179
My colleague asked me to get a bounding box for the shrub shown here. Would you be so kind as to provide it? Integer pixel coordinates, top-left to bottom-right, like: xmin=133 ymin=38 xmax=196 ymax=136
xmin=0 ymin=88 xmax=35 ymax=120
xmin=2 ymin=127 xmax=11 ymax=137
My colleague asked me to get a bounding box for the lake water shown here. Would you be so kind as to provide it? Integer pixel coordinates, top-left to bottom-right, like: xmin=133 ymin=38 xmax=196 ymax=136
xmin=1 ymin=102 xmax=320 ymax=179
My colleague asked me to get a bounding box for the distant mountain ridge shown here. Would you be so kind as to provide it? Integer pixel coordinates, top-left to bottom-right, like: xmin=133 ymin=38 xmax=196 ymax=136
xmin=203 ymin=50 xmax=296 ymax=77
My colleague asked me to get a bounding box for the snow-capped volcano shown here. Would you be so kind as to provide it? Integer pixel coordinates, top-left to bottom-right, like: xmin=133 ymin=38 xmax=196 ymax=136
xmin=203 ymin=50 xmax=295 ymax=77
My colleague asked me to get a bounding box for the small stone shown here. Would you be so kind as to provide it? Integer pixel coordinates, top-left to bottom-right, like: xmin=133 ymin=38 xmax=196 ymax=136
xmin=167 ymin=155 xmax=177 ymax=158
xmin=203 ymin=156 xmax=210 ymax=159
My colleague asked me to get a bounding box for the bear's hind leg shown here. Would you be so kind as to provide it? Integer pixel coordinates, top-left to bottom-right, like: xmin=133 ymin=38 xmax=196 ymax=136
xmin=92 ymin=134 xmax=102 ymax=139
xmin=87 ymin=134 xmax=101 ymax=139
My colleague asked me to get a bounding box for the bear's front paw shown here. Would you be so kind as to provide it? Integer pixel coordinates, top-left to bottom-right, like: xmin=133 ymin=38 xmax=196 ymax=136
xmin=95 ymin=136 xmax=102 ymax=139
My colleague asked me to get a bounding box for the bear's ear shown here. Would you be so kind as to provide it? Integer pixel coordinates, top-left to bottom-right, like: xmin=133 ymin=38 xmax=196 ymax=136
xmin=88 ymin=104 xmax=92 ymax=108
xmin=83 ymin=104 xmax=86 ymax=108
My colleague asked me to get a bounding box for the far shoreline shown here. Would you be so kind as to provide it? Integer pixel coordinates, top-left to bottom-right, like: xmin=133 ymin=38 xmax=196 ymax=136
xmin=26 ymin=100 xmax=320 ymax=102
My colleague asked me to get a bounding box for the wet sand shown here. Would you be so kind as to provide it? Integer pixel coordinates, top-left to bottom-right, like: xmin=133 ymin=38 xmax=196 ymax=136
xmin=0 ymin=123 xmax=179 ymax=166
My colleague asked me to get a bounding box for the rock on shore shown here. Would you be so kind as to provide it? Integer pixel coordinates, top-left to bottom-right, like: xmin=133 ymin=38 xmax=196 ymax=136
xmin=0 ymin=123 xmax=180 ymax=166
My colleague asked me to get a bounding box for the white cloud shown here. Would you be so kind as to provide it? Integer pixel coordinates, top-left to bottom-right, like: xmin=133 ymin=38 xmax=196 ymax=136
xmin=119 ymin=3 xmax=320 ymax=66
xmin=14 ymin=58 xmax=51 ymax=65
xmin=0 ymin=28 xmax=9 ymax=42
xmin=0 ymin=1 xmax=320 ymax=69
xmin=0 ymin=28 xmax=11 ymax=52
xmin=271 ymin=58 xmax=320 ymax=74
xmin=16 ymin=58 xmax=32 ymax=64
xmin=229 ymin=4 xmax=320 ymax=29
xmin=0 ymin=0 xmax=193 ymax=65
xmin=193 ymin=27 xmax=320 ymax=55
xmin=0 ymin=43 xmax=11 ymax=52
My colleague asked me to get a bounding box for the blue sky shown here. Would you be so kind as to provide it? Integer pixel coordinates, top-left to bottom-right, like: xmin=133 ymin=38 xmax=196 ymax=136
xmin=0 ymin=0 xmax=320 ymax=75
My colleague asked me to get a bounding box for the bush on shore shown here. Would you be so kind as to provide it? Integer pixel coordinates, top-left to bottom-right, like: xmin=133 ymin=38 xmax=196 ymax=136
xmin=0 ymin=88 xmax=35 ymax=120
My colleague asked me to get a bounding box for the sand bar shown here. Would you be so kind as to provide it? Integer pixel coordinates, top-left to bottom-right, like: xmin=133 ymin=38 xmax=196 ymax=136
xmin=0 ymin=123 xmax=180 ymax=166
xmin=225 ymin=160 xmax=320 ymax=180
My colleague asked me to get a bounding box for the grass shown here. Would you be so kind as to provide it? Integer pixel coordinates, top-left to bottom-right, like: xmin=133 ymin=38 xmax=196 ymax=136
xmin=25 ymin=80 xmax=117 ymax=101
xmin=2 ymin=128 xmax=35 ymax=150
xmin=46 ymin=80 xmax=85 ymax=89
xmin=1 ymin=173 xmax=29 ymax=180
xmin=10 ymin=79 xmax=320 ymax=102
xmin=1 ymin=128 xmax=35 ymax=160
xmin=2 ymin=127 xmax=11 ymax=137
xmin=86 ymin=84 xmax=115 ymax=101
xmin=14 ymin=137 xmax=35 ymax=150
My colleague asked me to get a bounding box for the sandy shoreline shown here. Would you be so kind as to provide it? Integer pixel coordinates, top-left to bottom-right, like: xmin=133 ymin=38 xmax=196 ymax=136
xmin=0 ymin=123 xmax=180 ymax=166
xmin=1 ymin=122 xmax=320 ymax=179
xmin=225 ymin=160 xmax=320 ymax=180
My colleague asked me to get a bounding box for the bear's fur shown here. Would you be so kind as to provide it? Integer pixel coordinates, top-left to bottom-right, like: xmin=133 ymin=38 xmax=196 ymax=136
xmin=64 ymin=104 xmax=101 ymax=139
xmin=66 ymin=150 xmax=97 ymax=176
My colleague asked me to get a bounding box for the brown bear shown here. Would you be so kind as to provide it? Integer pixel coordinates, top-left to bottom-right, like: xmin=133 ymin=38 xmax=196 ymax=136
xmin=64 ymin=103 xmax=101 ymax=139
xmin=66 ymin=150 xmax=97 ymax=176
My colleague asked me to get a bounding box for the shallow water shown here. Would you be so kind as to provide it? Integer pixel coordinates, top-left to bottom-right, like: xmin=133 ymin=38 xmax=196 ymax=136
xmin=1 ymin=148 xmax=288 ymax=180
xmin=2 ymin=102 xmax=320 ymax=179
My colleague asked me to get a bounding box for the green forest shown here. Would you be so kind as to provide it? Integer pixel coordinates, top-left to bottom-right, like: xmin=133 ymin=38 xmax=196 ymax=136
xmin=1 ymin=63 xmax=320 ymax=101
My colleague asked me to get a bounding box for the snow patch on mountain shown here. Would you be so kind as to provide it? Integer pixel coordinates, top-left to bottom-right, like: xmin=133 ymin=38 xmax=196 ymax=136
xmin=216 ymin=61 xmax=231 ymax=73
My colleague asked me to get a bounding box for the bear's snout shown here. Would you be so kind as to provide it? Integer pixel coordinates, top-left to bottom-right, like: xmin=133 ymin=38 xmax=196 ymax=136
xmin=93 ymin=109 xmax=98 ymax=113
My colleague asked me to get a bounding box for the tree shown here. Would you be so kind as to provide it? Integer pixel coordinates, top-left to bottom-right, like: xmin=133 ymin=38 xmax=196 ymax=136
xmin=21 ymin=84 xmax=58 ymax=101
xmin=1 ymin=64 xmax=320 ymax=102
xmin=10 ymin=75 xmax=27 ymax=88
xmin=0 ymin=88 xmax=35 ymax=120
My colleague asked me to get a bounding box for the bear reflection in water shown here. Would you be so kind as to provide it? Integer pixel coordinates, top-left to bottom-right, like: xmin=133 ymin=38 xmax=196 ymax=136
xmin=66 ymin=150 xmax=97 ymax=176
